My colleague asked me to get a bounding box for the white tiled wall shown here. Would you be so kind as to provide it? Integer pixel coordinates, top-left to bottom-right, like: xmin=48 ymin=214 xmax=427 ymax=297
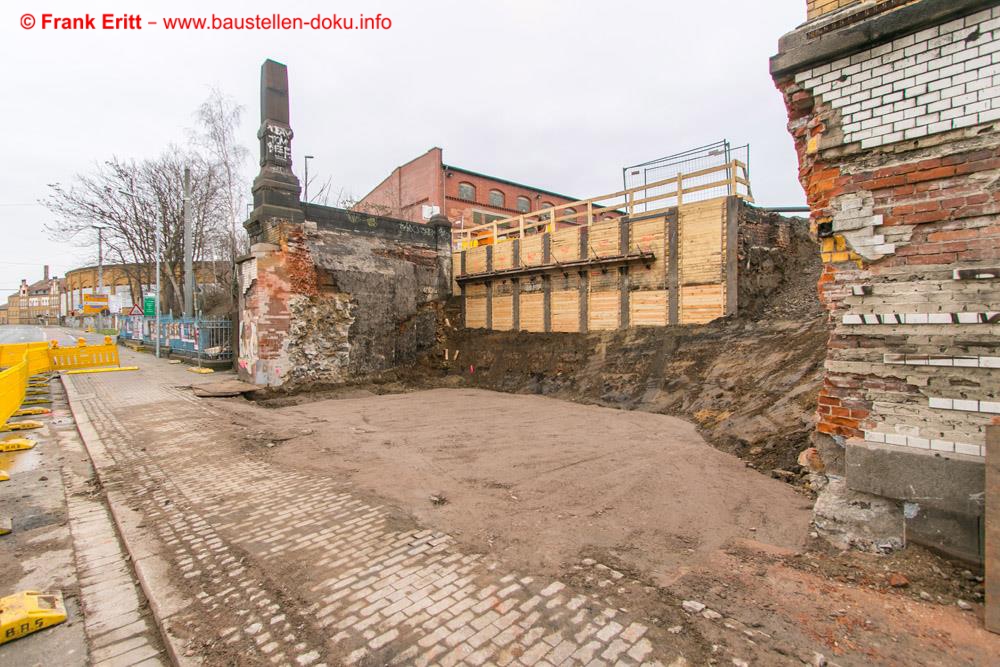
xmin=794 ymin=7 xmax=1000 ymax=148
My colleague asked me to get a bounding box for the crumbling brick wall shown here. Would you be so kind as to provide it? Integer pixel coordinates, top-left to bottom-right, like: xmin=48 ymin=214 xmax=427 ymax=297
xmin=772 ymin=0 xmax=1000 ymax=562
xmin=238 ymin=207 xmax=452 ymax=388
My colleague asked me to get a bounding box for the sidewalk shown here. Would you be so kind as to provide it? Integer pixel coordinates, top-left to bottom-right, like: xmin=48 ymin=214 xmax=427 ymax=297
xmin=62 ymin=348 xmax=674 ymax=666
xmin=0 ymin=345 xmax=166 ymax=666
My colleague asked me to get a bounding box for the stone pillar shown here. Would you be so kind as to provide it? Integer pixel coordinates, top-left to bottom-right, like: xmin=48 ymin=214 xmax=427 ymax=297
xmin=246 ymin=59 xmax=304 ymax=245
xmin=237 ymin=59 xmax=308 ymax=387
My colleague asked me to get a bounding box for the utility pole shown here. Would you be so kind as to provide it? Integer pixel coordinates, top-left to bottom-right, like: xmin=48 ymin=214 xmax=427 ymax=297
xmin=156 ymin=201 xmax=163 ymax=359
xmin=183 ymin=166 xmax=194 ymax=318
xmin=304 ymin=155 xmax=314 ymax=203
xmin=93 ymin=222 xmax=108 ymax=331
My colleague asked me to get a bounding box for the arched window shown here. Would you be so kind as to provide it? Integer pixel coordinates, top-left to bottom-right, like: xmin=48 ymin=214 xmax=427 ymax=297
xmin=564 ymin=207 xmax=577 ymax=224
xmin=539 ymin=201 xmax=554 ymax=221
xmin=458 ymin=182 xmax=476 ymax=202
xmin=516 ymin=196 xmax=530 ymax=213
xmin=489 ymin=189 xmax=505 ymax=208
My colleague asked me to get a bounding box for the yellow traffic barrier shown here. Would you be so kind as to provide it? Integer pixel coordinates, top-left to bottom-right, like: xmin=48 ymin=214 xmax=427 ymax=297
xmin=0 ymin=336 xmax=131 ymax=432
xmin=0 ymin=437 xmax=35 ymax=452
xmin=0 ymin=591 xmax=67 ymax=644
xmin=0 ymin=470 xmax=8 ymax=482
xmin=0 ymin=420 xmax=43 ymax=433
xmin=13 ymin=408 xmax=49 ymax=417
xmin=0 ymin=345 xmax=30 ymax=428
xmin=20 ymin=398 xmax=51 ymax=406
xmin=47 ymin=337 xmax=121 ymax=372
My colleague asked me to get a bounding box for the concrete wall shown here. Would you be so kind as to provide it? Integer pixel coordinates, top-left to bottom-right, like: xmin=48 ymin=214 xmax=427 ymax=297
xmin=772 ymin=0 xmax=1000 ymax=562
xmin=237 ymin=207 xmax=452 ymax=388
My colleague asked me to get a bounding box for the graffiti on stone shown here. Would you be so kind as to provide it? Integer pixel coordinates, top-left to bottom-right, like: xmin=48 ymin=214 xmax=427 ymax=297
xmin=265 ymin=123 xmax=292 ymax=166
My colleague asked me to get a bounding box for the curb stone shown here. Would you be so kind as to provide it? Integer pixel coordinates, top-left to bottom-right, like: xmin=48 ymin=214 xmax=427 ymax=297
xmin=61 ymin=372 xmax=199 ymax=667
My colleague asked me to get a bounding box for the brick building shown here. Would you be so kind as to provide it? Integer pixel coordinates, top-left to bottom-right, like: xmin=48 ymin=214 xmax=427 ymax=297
xmin=353 ymin=147 xmax=618 ymax=235
xmin=62 ymin=262 xmax=222 ymax=316
xmin=772 ymin=0 xmax=1000 ymax=561
xmin=5 ymin=266 xmax=63 ymax=324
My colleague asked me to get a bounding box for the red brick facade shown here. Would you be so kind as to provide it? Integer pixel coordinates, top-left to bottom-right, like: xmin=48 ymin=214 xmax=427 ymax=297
xmin=353 ymin=147 xmax=602 ymax=233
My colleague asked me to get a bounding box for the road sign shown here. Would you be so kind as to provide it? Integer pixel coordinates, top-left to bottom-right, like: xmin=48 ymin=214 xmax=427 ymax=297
xmin=128 ymin=303 xmax=143 ymax=316
xmin=82 ymin=293 xmax=109 ymax=315
xmin=143 ymin=295 xmax=156 ymax=317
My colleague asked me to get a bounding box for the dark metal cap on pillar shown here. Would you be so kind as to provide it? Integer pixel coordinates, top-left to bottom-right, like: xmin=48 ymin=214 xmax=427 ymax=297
xmin=246 ymin=59 xmax=303 ymax=242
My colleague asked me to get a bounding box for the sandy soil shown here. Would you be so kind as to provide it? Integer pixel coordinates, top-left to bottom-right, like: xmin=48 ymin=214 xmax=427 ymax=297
xmin=265 ymin=388 xmax=812 ymax=583
xmin=210 ymin=387 xmax=999 ymax=666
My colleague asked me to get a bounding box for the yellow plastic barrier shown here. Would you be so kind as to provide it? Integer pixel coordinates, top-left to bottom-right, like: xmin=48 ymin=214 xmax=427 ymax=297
xmin=0 ymin=349 xmax=29 ymax=426
xmin=0 ymin=336 xmax=126 ymax=427
xmin=47 ymin=337 xmax=120 ymax=372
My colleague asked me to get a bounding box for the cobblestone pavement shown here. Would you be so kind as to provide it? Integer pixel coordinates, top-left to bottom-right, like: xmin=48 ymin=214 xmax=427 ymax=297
xmin=63 ymin=350 xmax=682 ymax=666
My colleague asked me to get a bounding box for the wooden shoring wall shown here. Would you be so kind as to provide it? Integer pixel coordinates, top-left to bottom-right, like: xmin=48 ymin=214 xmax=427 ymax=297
xmin=457 ymin=196 xmax=737 ymax=331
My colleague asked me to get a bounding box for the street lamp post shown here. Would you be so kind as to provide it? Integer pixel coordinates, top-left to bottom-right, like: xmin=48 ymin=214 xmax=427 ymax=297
xmin=93 ymin=222 xmax=108 ymax=332
xmin=119 ymin=189 xmax=164 ymax=358
xmin=304 ymin=155 xmax=315 ymax=203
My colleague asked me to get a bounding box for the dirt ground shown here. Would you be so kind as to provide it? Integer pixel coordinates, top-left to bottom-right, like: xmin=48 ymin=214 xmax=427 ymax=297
xmin=268 ymin=388 xmax=812 ymax=581
xmin=216 ymin=387 xmax=999 ymax=666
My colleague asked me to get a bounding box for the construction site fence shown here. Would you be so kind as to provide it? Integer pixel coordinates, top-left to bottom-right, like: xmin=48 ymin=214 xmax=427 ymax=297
xmin=117 ymin=315 xmax=233 ymax=361
xmin=0 ymin=338 xmax=121 ymax=424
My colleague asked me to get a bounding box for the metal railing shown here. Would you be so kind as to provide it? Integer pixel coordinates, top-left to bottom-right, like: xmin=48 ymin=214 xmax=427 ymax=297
xmin=117 ymin=316 xmax=233 ymax=364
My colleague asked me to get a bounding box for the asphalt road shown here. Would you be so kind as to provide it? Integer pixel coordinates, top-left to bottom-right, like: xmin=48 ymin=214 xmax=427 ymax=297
xmin=0 ymin=325 xmax=46 ymax=344
xmin=0 ymin=325 xmax=95 ymax=347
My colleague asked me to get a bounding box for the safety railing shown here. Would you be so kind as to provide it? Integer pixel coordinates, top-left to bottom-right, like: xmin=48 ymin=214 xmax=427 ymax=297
xmin=117 ymin=315 xmax=233 ymax=362
xmin=452 ymin=159 xmax=752 ymax=249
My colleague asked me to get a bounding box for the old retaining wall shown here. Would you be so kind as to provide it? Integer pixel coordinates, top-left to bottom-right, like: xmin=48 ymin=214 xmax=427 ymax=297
xmin=238 ymin=207 xmax=452 ymax=388
xmin=772 ymin=0 xmax=1000 ymax=562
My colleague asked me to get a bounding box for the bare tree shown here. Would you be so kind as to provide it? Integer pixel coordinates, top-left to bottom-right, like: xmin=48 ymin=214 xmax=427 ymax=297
xmin=43 ymin=150 xmax=227 ymax=316
xmin=191 ymin=88 xmax=251 ymax=307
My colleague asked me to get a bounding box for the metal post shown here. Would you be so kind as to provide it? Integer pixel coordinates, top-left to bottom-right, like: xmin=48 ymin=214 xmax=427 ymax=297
xmin=183 ymin=166 xmax=193 ymax=318
xmin=156 ymin=202 xmax=163 ymax=359
xmin=97 ymin=226 xmax=104 ymax=332
xmin=304 ymin=155 xmax=314 ymax=203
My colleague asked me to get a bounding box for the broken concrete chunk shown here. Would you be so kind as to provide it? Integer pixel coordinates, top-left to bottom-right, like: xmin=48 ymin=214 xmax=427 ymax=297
xmin=681 ymin=600 xmax=706 ymax=613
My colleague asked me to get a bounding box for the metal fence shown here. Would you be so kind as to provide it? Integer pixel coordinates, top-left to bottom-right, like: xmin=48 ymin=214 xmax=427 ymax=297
xmin=117 ymin=316 xmax=233 ymax=363
xmin=623 ymin=140 xmax=752 ymax=214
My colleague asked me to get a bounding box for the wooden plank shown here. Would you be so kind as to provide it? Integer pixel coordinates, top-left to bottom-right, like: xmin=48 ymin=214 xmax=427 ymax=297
xmin=519 ymin=292 xmax=545 ymax=332
xmin=679 ymin=284 xmax=724 ymax=324
xmin=588 ymin=290 xmax=620 ymax=331
xmin=629 ymin=216 xmax=667 ymax=290
xmin=630 ymin=290 xmax=668 ymax=327
xmin=588 ymin=220 xmax=620 ymax=258
xmin=493 ymin=242 xmax=514 ymax=272
xmin=551 ymin=289 xmax=581 ymax=333
xmin=551 ymin=227 xmax=582 ymax=263
xmin=466 ymin=297 xmax=487 ymax=328
xmin=520 ymin=235 xmax=545 ymax=267
xmin=492 ymin=295 xmax=513 ymax=331
xmin=466 ymin=246 xmax=489 ymax=274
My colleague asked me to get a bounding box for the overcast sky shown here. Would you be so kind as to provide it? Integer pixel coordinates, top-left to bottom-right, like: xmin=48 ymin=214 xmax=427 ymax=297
xmin=1 ymin=0 xmax=805 ymax=300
